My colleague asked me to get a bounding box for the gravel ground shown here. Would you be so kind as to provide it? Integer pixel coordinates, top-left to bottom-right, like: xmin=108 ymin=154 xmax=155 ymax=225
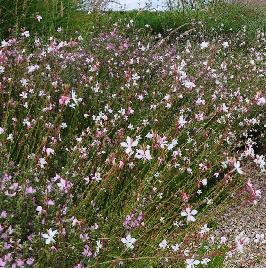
xmin=233 ymin=0 xmax=266 ymax=5
xmin=215 ymin=163 xmax=266 ymax=267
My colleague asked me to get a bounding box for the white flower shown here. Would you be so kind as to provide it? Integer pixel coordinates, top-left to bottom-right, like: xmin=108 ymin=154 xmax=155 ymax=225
xmin=20 ymin=79 xmax=28 ymax=87
xmin=181 ymin=207 xmax=198 ymax=222
xmin=0 ymin=127 xmax=4 ymax=134
xmin=254 ymin=155 xmax=265 ymax=172
xmin=135 ymin=147 xmax=152 ymax=161
xmin=120 ymin=136 xmax=138 ymax=155
xmin=36 ymin=15 xmax=42 ymax=22
xmin=132 ymin=73 xmax=140 ymax=81
xmin=121 ymin=234 xmax=136 ymax=249
xmin=28 ymin=64 xmax=39 ymax=73
xmin=0 ymin=66 xmax=4 ymax=74
xmin=171 ymin=243 xmax=180 ymax=252
xmin=167 ymin=139 xmax=178 ymax=150
xmin=95 ymin=240 xmax=103 ymax=254
xmin=128 ymin=124 xmax=134 ymax=130
xmin=199 ymin=224 xmax=210 ymax=235
xmin=254 ymin=233 xmax=266 ymax=244
xmin=36 ymin=206 xmax=43 ymax=215
xmin=91 ymin=172 xmax=101 ymax=182
xmin=173 ymin=221 xmax=182 ymax=227
xmin=235 ymin=231 xmax=250 ymax=253
xmin=71 ymin=90 xmax=82 ymax=105
xmin=1 ymin=40 xmax=10 ymax=47
xmin=39 ymin=158 xmax=47 ymax=168
xmin=61 ymin=122 xmax=68 ymax=129
xmin=201 ymin=178 xmax=208 ymax=186
xmin=220 ymin=236 xmax=227 ymax=244
xmin=233 ymin=161 xmax=244 ymax=174
xmin=145 ymin=132 xmax=153 ymax=139
xmin=186 ymin=258 xmax=200 ymax=268
xmin=42 ymin=228 xmax=57 ymax=245
xmin=21 ymin=31 xmax=30 ymax=37
xmin=178 ymin=115 xmax=187 ymax=128
xmin=183 ymin=80 xmax=195 ymax=89
xmin=200 ymin=41 xmax=209 ymax=49
xmin=222 ymin=41 xmax=229 ymax=48
xmin=159 ymin=239 xmax=168 ymax=249
xmin=201 ymin=258 xmax=211 ymax=265
xmin=7 ymin=133 xmax=13 ymax=141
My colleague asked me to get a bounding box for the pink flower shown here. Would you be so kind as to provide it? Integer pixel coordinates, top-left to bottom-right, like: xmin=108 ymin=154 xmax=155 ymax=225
xmin=16 ymin=259 xmax=24 ymax=267
xmin=57 ymin=177 xmax=73 ymax=193
xmin=0 ymin=258 xmax=6 ymax=267
xmin=245 ymin=179 xmax=261 ymax=204
xmin=257 ymin=96 xmax=265 ymax=106
xmin=119 ymin=160 xmax=125 ymax=168
xmin=26 ymin=258 xmax=34 ymax=266
xmin=43 ymin=147 xmax=55 ymax=157
xmin=235 ymin=231 xmax=250 ymax=252
xmin=82 ymin=245 xmax=92 ymax=257
xmin=181 ymin=192 xmax=189 ymax=203
xmin=59 ymin=95 xmax=70 ymax=106
xmin=0 ymin=211 xmax=7 ymax=218
xmin=25 ymin=186 xmax=36 ymax=194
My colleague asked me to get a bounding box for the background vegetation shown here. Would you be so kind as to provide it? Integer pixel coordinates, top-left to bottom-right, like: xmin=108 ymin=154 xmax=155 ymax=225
xmin=0 ymin=0 xmax=79 ymax=38
xmin=1 ymin=0 xmax=265 ymax=41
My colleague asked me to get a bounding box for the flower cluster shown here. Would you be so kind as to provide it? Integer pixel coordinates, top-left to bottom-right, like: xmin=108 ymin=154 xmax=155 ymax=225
xmin=0 ymin=21 xmax=265 ymax=267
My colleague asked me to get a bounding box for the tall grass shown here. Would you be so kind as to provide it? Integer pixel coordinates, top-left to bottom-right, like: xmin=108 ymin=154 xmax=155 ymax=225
xmin=1 ymin=1 xmax=265 ymax=40
xmin=73 ymin=2 xmax=266 ymax=40
xmin=0 ymin=0 xmax=79 ymax=39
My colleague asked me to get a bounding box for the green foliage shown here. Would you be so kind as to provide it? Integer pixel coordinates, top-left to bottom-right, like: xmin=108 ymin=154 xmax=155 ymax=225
xmin=73 ymin=2 xmax=266 ymax=39
xmin=1 ymin=1 xmax=265 ymax=41
xmin=0 ymin=0 xmax=79 ymax=39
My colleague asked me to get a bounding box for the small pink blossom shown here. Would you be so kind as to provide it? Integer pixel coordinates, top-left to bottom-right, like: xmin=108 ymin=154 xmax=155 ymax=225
xmin=82 ymin=245 xmax=92 ymax=257
xmin=235 ymin=231 xmax=250 ymax=252
xmin=0 ymin=258 xmax=6 ymax=267
xmin=59 ymin=95 xmax=70 ymax=106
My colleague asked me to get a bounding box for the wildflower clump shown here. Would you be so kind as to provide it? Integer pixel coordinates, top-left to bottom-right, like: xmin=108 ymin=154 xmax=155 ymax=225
xmin=0 ymin=21 xmax=265 ymax=267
